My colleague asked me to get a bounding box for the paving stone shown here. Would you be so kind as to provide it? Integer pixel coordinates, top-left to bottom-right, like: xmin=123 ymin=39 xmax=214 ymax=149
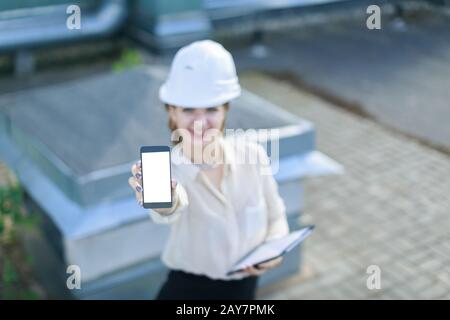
xmin=244 ymin=72 xmax=450 ymax=300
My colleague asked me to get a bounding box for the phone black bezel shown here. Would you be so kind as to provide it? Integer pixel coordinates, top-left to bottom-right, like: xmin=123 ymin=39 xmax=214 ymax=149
xmin=140 ymin=145 xmax=173 ymax=209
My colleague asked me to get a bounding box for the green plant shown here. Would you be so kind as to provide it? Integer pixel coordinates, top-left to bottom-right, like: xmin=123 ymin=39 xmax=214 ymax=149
xmin=0 ymin=184 xmax=43 ymax=299
xmin=112 ymin=48 xmax=143 ymax=72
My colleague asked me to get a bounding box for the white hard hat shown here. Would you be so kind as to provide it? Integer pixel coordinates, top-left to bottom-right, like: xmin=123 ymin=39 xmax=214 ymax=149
xmin=159 ymin=40 xmax=241 ymax=108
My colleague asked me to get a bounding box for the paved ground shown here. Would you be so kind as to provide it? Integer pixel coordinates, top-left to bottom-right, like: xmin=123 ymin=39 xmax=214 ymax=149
xmin=241 ymin=71 xmax=450 ymax=299
xmin=228 ymin=4 xmax=450 ymax=151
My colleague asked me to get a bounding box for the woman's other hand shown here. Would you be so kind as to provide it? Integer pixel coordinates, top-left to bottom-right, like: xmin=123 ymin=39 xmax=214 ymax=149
xmin=243 ymin=257 xmax=283 ymax=277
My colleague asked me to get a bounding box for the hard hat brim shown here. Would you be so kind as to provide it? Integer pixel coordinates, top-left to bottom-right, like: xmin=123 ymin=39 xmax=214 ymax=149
xmin=159 ymin=84 xmax=241 ymax=109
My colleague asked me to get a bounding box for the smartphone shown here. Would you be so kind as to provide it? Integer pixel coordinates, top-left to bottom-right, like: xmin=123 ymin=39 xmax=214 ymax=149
xmin=140 ymin=146 xmax=172 ymax=209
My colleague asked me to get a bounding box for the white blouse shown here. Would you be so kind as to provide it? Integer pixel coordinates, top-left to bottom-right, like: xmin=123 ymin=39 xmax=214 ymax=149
xmin=148 ymin=137 xmax=289 ymax=280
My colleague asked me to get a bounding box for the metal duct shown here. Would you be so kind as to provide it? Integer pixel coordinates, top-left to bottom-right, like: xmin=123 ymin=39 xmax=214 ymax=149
xmin=0 ymin=0 xmax=128 ymax=52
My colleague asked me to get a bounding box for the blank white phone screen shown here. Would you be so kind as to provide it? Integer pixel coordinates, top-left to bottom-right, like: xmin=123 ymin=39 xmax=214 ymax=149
xmin=141 ymin=151 xmax=171 ymax=203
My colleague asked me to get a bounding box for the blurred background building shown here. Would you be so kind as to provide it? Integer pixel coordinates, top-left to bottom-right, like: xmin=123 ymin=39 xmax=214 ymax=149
xmin=1 ymin=0 xmax=449 ymax=299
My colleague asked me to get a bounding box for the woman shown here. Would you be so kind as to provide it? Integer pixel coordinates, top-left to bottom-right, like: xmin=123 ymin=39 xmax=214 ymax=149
xmin=128 ymin=40 xmax=289 ymax=300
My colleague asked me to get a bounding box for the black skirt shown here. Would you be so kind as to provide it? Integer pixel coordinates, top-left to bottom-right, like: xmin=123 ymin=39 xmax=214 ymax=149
xmin=156 ymin=269 xmax=259 ymax=300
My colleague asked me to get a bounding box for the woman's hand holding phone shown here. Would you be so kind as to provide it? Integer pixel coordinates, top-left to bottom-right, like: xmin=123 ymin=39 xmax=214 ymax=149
xmin=128 ymin=161 xmax=178 ymax=215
